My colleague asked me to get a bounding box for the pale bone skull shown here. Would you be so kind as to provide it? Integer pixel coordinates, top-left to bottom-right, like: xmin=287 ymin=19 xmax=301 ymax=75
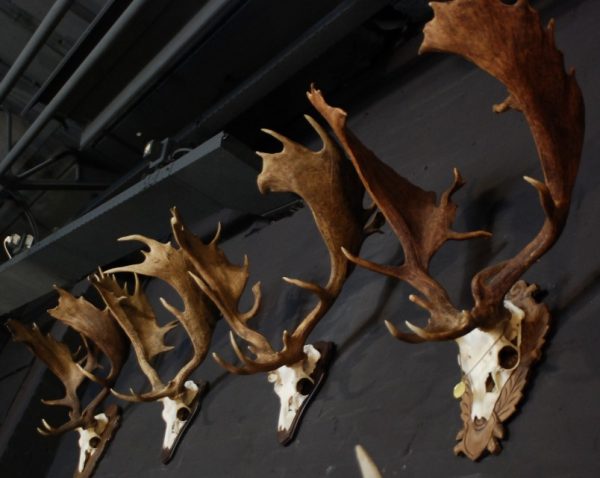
xmin=76 ymin=413 xmax=108 ymax=472
xmin=159 ymin=380 xmax=199 ymax=452
xmin=267 ymin=344 xmax=321 ymax=433
xmin=455 ymin=300 xmax=524 ymax=421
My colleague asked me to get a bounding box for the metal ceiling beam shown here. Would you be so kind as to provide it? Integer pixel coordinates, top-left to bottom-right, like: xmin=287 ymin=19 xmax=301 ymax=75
xmin=0 ymin=132 xmax=293 ymax=315
xmin=0 ymin=0 xmax=152 ymax=176
xmin=0 ymin=0 xmax=75 ymax=105
xmin=79 ymin=0 xmax=244 ymax=148
xmin=176 ymin=0 xmax=390 ymax=146
xmin=11 ymin=180 xmax=109 ymax=191
xmin=21 ymin=0 xmax=132 ymax=116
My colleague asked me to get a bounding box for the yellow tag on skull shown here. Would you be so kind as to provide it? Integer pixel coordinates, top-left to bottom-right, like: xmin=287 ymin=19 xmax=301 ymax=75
xmin=453 ymin=380 xmax=466 ymax=399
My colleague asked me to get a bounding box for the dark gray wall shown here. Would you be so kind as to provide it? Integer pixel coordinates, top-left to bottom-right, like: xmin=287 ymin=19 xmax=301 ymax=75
xmin=2 ymin=0 xmax=600 ymax=476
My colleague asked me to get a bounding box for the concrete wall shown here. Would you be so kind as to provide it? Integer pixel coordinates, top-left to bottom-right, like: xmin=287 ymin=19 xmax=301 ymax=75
xmin=1 ymin=0 xmax=599 ymax=476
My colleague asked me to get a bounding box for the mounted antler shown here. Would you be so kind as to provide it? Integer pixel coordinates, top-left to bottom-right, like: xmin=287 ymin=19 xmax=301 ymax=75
xmin=199 ymin=115 xmax=376 ymax=373
xmin=178 ymin=115 xmax=379 ymax=442
xmin=306 ymin=88 xmax=494 ymax=342
xmin=309 ymin=0 xmax=583 ymax=342
xmin=91 ymin=271 xmax=178 ymax=402
xmin=305 ymin=0 xmax=583 ymax=460
xmin=90 ymin=209 xmax=216 ymax=462
xmin=6 ymin=287 xmax=127 ymax=477
xmin=422 ymin=0 xmax=584 ymax=327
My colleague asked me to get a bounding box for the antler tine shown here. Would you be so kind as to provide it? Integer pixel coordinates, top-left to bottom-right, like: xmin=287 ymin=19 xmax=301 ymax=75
xmin=187 ymin=269 xmax=273 ymax=365
xmin=110 ymin=386 xmax=149 ymax=403
xmin=211 ymin=331 xmax=275 ymax=375
xmin=37 ymin=415 xmax=87 ymax=437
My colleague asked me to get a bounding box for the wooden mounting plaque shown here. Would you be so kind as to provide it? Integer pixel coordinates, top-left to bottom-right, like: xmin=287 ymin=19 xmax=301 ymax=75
xmin=454 ymin=281 xmax=550 ymax=460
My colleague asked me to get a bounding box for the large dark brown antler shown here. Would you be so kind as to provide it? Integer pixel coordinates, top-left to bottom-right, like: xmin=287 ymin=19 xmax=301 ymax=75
xmin=421 ymin=0 xmax=584 ymax=321
xmin=308 ymin=0 xmax=584 ymax=342
xmin=6 ymin=288 xmax=127 ymax=436
xmin=308 ymin=85 xmax=490 ymax=342
xmin=93 ymin=209 xmax=217 ymax=402
xmin=183 ymin=115 xmax=378 ymax=374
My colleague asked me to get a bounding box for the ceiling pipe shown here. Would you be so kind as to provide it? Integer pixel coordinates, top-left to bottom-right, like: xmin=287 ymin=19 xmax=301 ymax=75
xmin=175 ymin=0 xmax=389 ymax=147
xmin=79 ymin=0 xmax=245 ymax=149
xmin=11 ymin=180 xmax=109 ymax=191
xmin=0 ymin=0 xmax=152 ymax=176
xmin=0 ymin=0 xmax=75 ymax=105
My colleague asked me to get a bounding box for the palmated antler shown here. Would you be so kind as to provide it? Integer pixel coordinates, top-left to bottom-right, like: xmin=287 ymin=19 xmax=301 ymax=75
xmin=91 ymin=271 xmax=177 ymax=401
xmin=184 ymin=115 xmax=378 ymax=374
xmin=49 ymin=287 xmax=128 ymax=386
xmin=7 ymin=320 xmax=88 ymax=435
xmin=421 ymin=0 xmax=584 ymax=321
xmin=307 ymin=87 xmax=490 ymax=342
xmin=307 ymin=0 xmax=584 ymax=342
xmin=93 ymin=210 xmax=217 ymax=402
xmin=5 ymin=288 xmax=127 ymax=436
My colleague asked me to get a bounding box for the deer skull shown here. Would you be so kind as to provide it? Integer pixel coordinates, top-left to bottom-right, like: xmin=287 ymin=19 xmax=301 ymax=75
xmin=455 ymin=300 xmax=523 ymax=423
xmin=267 ymin=344 xmax=321 ymax=443
xmin=76 ymin=413 xmax=108 ymax=473
xmin=159 ymin=380 xmax=199 ymax=461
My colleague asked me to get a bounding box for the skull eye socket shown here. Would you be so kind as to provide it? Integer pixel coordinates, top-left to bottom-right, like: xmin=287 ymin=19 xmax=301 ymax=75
xmin=176 ymin=407 xmax=191 ymax=421
xmin=296 ymin=378 xmax=314 ymax=396
xmin=88 ymin=436 xmax=101 ymax=449
xmin=498 ymin=345 xmax=519 ymax=370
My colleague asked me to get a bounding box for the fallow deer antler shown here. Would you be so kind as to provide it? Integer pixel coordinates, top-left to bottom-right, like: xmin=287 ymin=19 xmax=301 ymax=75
xmin=92 ymin=210 xmax=217 ymax=402
xmin=6 ymin=287 xmax=127 ymax=436
xmin=307 ymin=86 xmax=490 ymax=342
xmin=307 ymin=0 xmax=584 ymax=342
xmin=89 ymin=211 xmax=218 ymax=462
xmin=421 ymin=0 xmax=584 ymax=323
xmin=181 ymin=115 xmax=378 ymax=374
xmin=6 ymin=319 xmax=90 ymax=436
xmin=90 ymin=270 xmax=178 ymax=401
